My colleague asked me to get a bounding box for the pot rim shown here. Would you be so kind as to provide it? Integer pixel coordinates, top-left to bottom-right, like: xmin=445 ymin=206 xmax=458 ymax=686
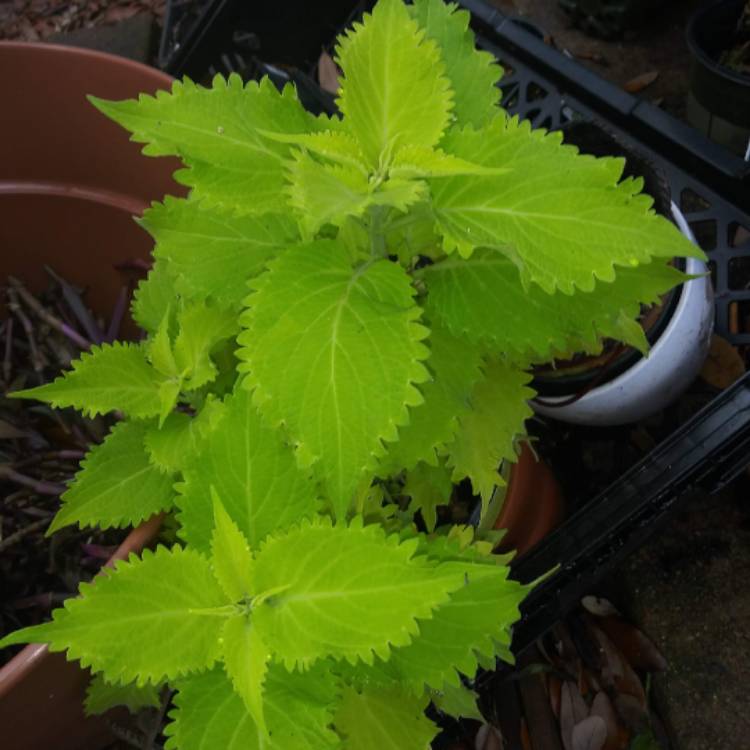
xmin=0 ymin=40 xmax=176 ymax=88
xmin=532 ymin=202 xmax=702 ymax=403
xmin=0 ymin=513 xmax=165 ymax=696
xmin=686 ymin=0 xmax=750 ymax=87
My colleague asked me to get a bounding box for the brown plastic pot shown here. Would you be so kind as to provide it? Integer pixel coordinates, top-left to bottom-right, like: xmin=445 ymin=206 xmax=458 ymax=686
xmin=0 ymin=42 xmax=182 ymax=750
xmin=495 ymin=444 xmax=564 ymax=557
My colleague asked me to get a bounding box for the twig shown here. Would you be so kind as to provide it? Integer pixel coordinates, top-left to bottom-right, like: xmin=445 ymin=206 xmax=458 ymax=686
xmin=44 ymin=265 xmax=104 ymax=344
xmin=3 ymin=316 xmax=13 ymax=383
xmin=144 ymin=687 xmax=173 ymax=749
xmin=103 ymin=718 xmax=148 ymax=750
xmin=106 ymin=285 xmax=129 ymax=342
xmin=0 ymin=465 xmax=66 ymax=495
xmin=6 ymin=287 xmax=46 ymax=375
xmin=8 ymin=276 xmax=91 ymax=350
xmin=0 ymin=517 xmax=50 ymax=553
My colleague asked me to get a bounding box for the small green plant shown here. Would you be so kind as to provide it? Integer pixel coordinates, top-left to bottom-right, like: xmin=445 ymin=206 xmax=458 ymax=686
xmin=1 ymin=0 xmax=701 ymax=745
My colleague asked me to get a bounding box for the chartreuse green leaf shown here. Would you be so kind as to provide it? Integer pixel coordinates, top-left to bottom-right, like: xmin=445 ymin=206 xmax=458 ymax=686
xmin=91 ymin=75 xmax=315 ymax=213
xmin=84 ymin=673 xmax=161 ymax=717
xmin=148 ymin=308 xmax=179 ymax=378
xmin=424 ymin=251 xmax=688 ymax=362
xmin=389 ymin=145 xmax=504 ymax=179
xmin=165 ymin=666 xmax=339 ymax=750
xmin=446 ymin=359 xmax=534 ymax=506
xmin=403 ymin=459 xmax=453 ymax=532
xmin=287 ymin=151 xmax=373 ymax=236
xmin=384 ymin=203 xmax=443 ymax=264
xmin=431 ymin=682 xmax=483 ymax=721
xmin=144 ymin=410 xmax=206 ymax=474
xmin=0 ymin=546 xmax=229 ymax=686
xmin=287 ymin=150 xmax=428 ymax=237
xmin=379 ymin=322 xmax=481 ymax=474
xmin=11 ymin=342 xmax=164 ymax=419
xmin=386 ymin=568 xmax=526 ymax=692
xmin=260 ymin=129 xmax=368 ymax=173
xmin=174 ymin=301 xmax=237 ymax=390
xmin=409 ymin=0 xmax=502 ymax=128
xmin=132 ymin=259 xmax=177 ymax=334
xmin=221 ymin=615 xmax=270 ymax=735
xmin=334 ymin=684 xmax=438 ymax=750
xmin=238 ymin=240 xmax=429 ymax=519
xmin=335 ymin=0 xmax=453 ymax=167
xmin=210 ymin=491 xmax=254 ymax=601
xmin=49 ymin=420 xmax=174 ymax=534
xmin=251 ymin=517 xmax=465 ymax=669
xmin=142 ymin=197 xmax=299 ymax=310
xmin=431 ymin=116 xmax=703 ymax=293
xmin=177 ymin=388 xmax=319 ymax=552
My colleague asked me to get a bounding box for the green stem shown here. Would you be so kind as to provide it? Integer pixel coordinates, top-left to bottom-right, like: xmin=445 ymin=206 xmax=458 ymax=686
xmin=369 ymin=206 xmax=388 ymax=259
xmin=186 ymin=604 xmax=239 ymax=618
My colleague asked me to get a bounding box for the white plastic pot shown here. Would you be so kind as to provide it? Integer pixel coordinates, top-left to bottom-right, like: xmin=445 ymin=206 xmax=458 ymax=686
xmin=532 ymin=203 xmax=714 ymax=425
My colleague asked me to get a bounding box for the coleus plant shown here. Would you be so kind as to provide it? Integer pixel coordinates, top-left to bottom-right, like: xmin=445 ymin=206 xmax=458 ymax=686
xmin=0 ymin=0 xmax=702 ymax=746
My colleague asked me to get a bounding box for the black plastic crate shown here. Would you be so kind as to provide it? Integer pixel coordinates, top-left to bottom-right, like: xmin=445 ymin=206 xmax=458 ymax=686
xmin=155 ymin=0 xmax=750 ymax=651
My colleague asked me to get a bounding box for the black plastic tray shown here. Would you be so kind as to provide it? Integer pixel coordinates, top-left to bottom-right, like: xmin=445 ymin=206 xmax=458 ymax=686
xmin=155 ymin=0 xmax=750 ymax=654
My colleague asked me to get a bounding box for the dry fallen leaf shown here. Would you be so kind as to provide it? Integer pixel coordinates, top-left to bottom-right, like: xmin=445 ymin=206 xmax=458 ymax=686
xmin=102 ymin=4 xmax=141 ymax=23
xmin=318 ymin=51 xmax=342 ymax=95
xmin=582 ymin=596 xmax=621 ymax=618
xmin=613 ymin=694 xmax=649 ymax=735
xmin=548 ymin=673 xmax=563 ymax=719
xmin=596 ymin=617 xmax=668 ymax=673
xmin=520 ymin=719 xmax=533 ymax=750
xmin=475 ymin=723 xmax=504 ymax=750
xmin=623 ymin=71 xmax=659 ymax=94
xmin=699 ymin=335 xmax=746 ymax=390
xmin=590 ymin=692 xmax=629 ymax=750
xmin=560 ymin=680 xmax=589 ymax=750
xmin=572 ymin=716 xmax=607 ymax=750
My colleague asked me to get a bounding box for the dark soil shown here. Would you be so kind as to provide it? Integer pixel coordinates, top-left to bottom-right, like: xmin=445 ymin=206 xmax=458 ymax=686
xmin=0 ymin=273 xmax=125 ymax=667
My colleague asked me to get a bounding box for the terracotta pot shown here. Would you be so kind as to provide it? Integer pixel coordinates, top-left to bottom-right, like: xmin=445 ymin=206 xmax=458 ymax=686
xmin=0 ymin=42 xmax=184 ymax=327
xmin=0 ymin=42 xmax=182 ymax=750
xmin=495 ymin=444 xmax=564 ymax=557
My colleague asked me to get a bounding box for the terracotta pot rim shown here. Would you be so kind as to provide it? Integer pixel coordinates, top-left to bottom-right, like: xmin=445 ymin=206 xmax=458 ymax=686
xmin=0 ymin=513 xmax=165 ymax=694
xmin=0 ymin=40 xmax=175 ymax=88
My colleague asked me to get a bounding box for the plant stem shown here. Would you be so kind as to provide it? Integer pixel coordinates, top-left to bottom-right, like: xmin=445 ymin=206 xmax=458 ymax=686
xmin=144 ymin=687 xmax=174 ymax=750
xmin=0 ymin=466 xmax=67 ymax=495
xmin=7 ymin=287 xmax=46 ymax=376
xmin=8 ymin=276 xmax=91 ymax=350
xmin=369 ymin=206 xmax=387 ymax=259
xmin=0 ymin=517 xmax=50 ymax=553
xmin=45 ymin=265 xmax=104 ymax=344
xmin=106 ymin=285 xmax=129 ymax=342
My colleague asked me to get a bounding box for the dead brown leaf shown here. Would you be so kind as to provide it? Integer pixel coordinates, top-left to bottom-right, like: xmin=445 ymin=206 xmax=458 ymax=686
xmin=581 ymin=596 xmax=620 ymax=618
xmin=18 ymin=17 xmax=40 ymax=41
xmin=560 ymin=680 xmax=589 ymax=750
xmin=475 ymin=724 xmax=504 ymax=750
xmin=572 ymin=716 xmax=607 ymax=750
xmin=590 ymin=692 xmax=629 ymax=750
xmin=623 ymin=71 xmax=659 ymax=94
xmin=613 ymin=694 xmax=649 ymax=735
xmin=596 ymin=617 xmax=668 ymax=673
xmin=520 ymin=719 xmax=533 ymax=750
xmin=318 ymin=51 xmax=342 ymax=95
xmin=102 ymin=5 xmax=141 ymax=24
xmin=548 ymin=673 xmax=562 ymax=719
xmin=700 ymin=335 xmax=746 ymax=390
